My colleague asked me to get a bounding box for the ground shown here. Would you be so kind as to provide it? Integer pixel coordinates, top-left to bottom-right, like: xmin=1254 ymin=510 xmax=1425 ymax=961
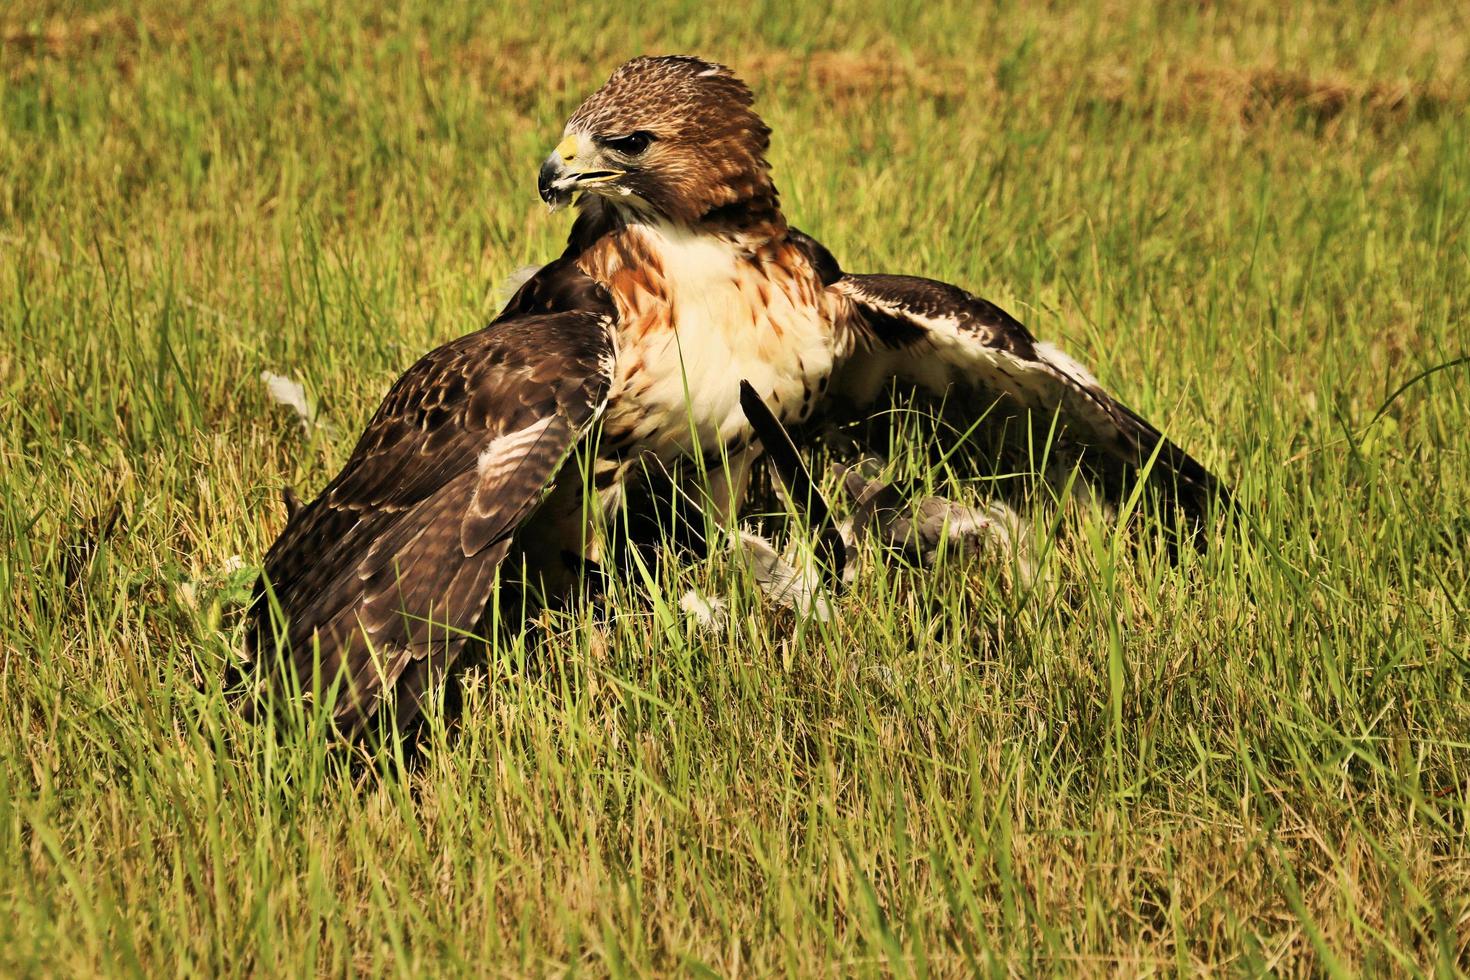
xmin=2 ymin=1 xmax=1468 ymax=974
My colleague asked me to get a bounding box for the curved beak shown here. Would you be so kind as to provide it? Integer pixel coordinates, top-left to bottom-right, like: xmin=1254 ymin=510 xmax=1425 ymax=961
xmin=538 ymin=154 xmax=574 ymax=211
xmin=537 ymin=133 xmax=624 ymax=213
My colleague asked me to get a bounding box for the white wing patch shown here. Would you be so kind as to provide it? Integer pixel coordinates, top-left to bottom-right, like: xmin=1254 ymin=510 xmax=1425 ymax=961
xmin=832 ymin=280 xmax=1135 ymax=460
xmin=921 ymin=321 xmax=1116 ymax=434
xmin=1032 ymin=340 xmax=1101 ymax=390
xmin=834 ymin=287 xmax=1051 ymax=409
xmin=475 ymin=417 xmax=556 ymax=485
xmin=834 ymin=281 xmax=1116 ymax=418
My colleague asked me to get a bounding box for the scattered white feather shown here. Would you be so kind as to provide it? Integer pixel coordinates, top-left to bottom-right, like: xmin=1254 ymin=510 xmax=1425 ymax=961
xmin=260 ymin=371 xmax=315 ymax=429
xmin=493 ymin=264 xmax=543 ymax=307
xmin=678 ymin=589 xmax=728 ymax=632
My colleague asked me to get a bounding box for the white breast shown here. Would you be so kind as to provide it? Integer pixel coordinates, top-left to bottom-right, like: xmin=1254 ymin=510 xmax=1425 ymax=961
xmin=604 ymin=223 xmax=836 ymax=458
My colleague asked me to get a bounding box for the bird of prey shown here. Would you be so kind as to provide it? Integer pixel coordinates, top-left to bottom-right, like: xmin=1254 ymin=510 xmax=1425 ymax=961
xmin=243 ymin=55 xmax=1228 ymax=736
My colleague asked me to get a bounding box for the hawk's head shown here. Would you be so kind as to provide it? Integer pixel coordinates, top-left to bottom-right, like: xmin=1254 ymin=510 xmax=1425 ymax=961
xmin=538 ymin=56 xmax=777 ymax=229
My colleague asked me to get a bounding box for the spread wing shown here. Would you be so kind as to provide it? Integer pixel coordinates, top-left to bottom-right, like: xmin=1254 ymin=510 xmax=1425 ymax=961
xmin=245 ymin=295 xmax=614 ymax=737
xmin=793 ymin=232 xmax=1228 ymax=524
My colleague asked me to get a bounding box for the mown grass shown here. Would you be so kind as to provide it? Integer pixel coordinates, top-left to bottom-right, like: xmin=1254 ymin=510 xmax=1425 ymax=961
xmin=3 ymin=0 xmax=1468 ymax=974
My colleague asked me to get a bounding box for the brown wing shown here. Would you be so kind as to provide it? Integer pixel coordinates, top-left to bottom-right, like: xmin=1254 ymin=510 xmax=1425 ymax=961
xmin=245 ymin=301 xmax=614 ymax=737
xmin=787 ymin=231 xmax=1229 ymax=523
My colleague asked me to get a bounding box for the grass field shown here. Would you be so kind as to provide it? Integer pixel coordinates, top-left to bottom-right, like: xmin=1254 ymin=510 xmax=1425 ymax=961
xmin=3 ymin=0 xmax=1469 ymax=974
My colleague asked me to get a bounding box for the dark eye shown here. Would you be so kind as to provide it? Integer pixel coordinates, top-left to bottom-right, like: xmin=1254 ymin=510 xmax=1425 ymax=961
xmin=599 ymin=131 xmax=655 ymax=156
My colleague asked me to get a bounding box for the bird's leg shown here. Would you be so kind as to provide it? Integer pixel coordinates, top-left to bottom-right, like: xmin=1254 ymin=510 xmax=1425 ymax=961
xmin=672 ymin=445 xmax=753 ymax=628
xmin=703 ymin=444 xmax=758 ymax=530
xmin=680 ymin=395 xmax=850 ymax=625
xmin=670 ymin=442 xmax=835 ymax=629
xmin=511 ymin=467 xmax=615 ymax=607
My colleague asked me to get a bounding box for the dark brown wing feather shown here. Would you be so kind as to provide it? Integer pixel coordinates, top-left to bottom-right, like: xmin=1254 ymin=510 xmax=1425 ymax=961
xmin=789 ymin=230 xmax=1228 ymax=522
xmin=246 ymin=298 xmax=614 ymax=737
